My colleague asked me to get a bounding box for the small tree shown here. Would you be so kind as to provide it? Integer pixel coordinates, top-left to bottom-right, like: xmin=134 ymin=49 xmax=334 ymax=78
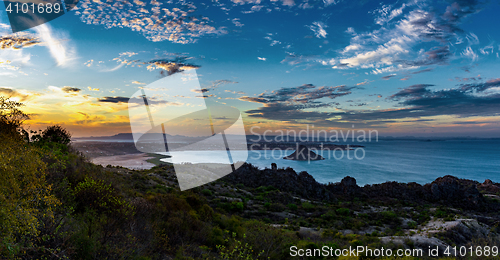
xmin=0 ymin=96 xmax=29 ymax=136
xmin=41 ymin=125 xmax=72 ymax=145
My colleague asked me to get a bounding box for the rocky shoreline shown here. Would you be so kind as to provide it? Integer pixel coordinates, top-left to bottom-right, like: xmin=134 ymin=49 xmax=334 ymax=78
xmin=213 ymin=162 xmax=500 ymax=255
xmin=224 ymin=163 xmax=500 ymax=211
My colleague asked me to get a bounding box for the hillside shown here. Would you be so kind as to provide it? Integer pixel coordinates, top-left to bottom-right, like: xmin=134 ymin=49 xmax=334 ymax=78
xmin=2 ymin=128 xmax=500 ymax=259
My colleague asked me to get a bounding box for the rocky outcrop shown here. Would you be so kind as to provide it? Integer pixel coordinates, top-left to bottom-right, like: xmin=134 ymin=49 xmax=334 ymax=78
xmin=283 ymin=144 xmax=324 ymax=161
xmin=478 ymin=179 xmax=500 ymax=194
xmin=224 ymin=163 xmax=499 ymax=211
xmin=224 ymin=163 xmax=332 ymax=201
xmin=424 ymin=175 xmax=483 ymax=208
xmin=326 ymin=176 xmax=364 ymax=197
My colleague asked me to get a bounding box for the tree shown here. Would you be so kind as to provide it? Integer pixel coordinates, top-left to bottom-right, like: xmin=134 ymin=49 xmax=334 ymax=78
xmin=41 ymin=125 xmax=72 ymax=145
xmin=0 ymin=96 xmax=29 ymax=136
xmin=0 ymin=133 xmax=59 ymax=256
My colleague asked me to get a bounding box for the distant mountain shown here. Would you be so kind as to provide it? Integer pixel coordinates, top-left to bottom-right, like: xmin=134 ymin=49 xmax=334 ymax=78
xmin=73 ymin=133 xmax=135 ymax=141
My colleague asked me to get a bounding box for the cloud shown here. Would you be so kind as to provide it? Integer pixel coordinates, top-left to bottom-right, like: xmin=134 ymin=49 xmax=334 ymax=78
xmin=146 ymin=58 xmax=200 ymax=76
xmin=231 ymin=0 xmax=261 ymax=5
xmin=311 ymin=0 xmax=483 ymax=73
xmin=307 ymin=21 xmax=327 ymax=38
xmin=323 ymin=0 xmax=341 ymax=6
xmin=98 ymin=95 xmax=176 ymax=106
xmin=240 ymin=84 xmax=354 ymax=104
xmin=191 ymin=88 xmax=209 ymax=94
xmin=281 ymin=54 xmax=320 ymax=66
xmin=0 ymin=32 xmax=41 ymax=75
xmin=356 ymin=79 xmax=371 ymax=86
xmin=97 ymin=96 xmax=130 ymax=103
xmin=479 ymin=44 xmax=495 ymax=55
xmin=411 ymin=68 xmax=434 ymax=74
xmin=264 ymin=33 xmax=281 ymax=46
xmin=373 ymin=3 xmax=406 ymax=25
xmin=334 ymin=79 xmax=500 ymax=123
xmin=232 ymin=18 xmax=244 ymax=27
xmin=202 ymin=79 xmax=238 ymax=94
xmin=381 ymin=74 xmax=396 ymax=80
xmin=75 ymin=0 xmax=226 ymax=44
xmin=244 ymin=102 xmax=336 ymax=122
xmin=398 ymin=46 xmax=452 ymax=67
xmin=112 ymin=54 xmax=200 ymax=76
xmin=62 ymin=87 xmax=82 ymax=93
xmin=258 ymin=57 xmax=267 ymax=61
xmin=132 ymin=81 xmax=146 ymax=85
xmin=33 ymin=24 xmax=76 ymax=67
xmin=462 ymin=46 xmax=478 ymax=61
xmin=240 ymin=84 xmax=356 ymax=123
xmin=389 ymin=84 xmax=434 ymax=100
xmin=0 ymin=87 xmax=33 ymax=101
xmin=119 ymin=52 xmax=139 ymax=57
xmin=240 ymin=78 xmax=500 ymax=127
xmin=0 ymin=34 xmax=41 ymax=50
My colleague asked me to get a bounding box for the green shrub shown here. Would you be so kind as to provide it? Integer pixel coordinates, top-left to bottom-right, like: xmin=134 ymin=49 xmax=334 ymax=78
xmin=336 ymin=207 xmax=350 ymax=216
xmin=287 ymin=203 xmax=298 ymax=211
xmin=201 ymin=189 xmax=213 ymax=196
xmin=302 ymin=202 xmax=316 ymax=212
xmin=408 ymin=221 xmax=417 ymax=229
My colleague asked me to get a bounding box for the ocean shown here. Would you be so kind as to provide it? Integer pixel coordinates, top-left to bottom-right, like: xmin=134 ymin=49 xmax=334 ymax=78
xmin=159 ymin=139 xmax=500 ymax=186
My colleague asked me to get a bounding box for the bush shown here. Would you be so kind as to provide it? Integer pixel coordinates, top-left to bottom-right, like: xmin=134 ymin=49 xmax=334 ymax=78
xmin=408 ymin=221 xmax=417 ymax=229
xmin=287 ymin=203 xmax=298 ymax=211
xmin=201 ymin=189 xmax=213 ymax=196
xmin=302 ymin=202 xmax=316 ymax=212
xmin=336 ymin=208 xmax=350 ymax=216
xmin=0 ymin=133 xmax=59 ymax=252
xmin=31 ymin=125 xmax=72 ymax=145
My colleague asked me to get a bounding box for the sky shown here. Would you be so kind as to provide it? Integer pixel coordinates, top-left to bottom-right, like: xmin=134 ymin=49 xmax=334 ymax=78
xmin=1 ymin=0 xmax=500 ymax=137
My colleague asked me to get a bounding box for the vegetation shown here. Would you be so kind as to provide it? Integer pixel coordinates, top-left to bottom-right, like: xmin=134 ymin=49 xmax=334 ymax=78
xmin=0 ymin=96 xmax=499 ymax=259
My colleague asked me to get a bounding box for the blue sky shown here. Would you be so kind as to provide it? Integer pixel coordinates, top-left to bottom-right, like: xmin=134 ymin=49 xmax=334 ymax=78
xmin=1 ymin=0 xmax=500 ymax=137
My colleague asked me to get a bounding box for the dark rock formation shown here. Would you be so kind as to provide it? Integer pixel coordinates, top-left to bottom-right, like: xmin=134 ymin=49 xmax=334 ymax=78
xmin=478 ymin=179 xmax=500 ymax=194
xmin=224 ymin=163 xmax=498 ymax=211
xmin=224 ymin=163 xmax=332 ymax=201
xmin=283 ymin=144 xmax=324 ymax=161
xmin=426 ymin=175 xmax=482 ymax=205
xmin=271 ymin=163 xmax=277 ymax=171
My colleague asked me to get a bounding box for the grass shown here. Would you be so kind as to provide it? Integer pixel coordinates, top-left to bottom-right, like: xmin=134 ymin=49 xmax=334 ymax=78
xmin=146 ymin=153 xmax=172 ymax=166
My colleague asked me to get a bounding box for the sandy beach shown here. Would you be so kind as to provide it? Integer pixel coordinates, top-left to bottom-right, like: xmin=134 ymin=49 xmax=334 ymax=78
xmin=91 ymin=153 xmax=156 ymax=170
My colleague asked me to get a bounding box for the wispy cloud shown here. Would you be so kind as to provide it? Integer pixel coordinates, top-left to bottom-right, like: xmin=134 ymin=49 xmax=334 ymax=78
xmin=307 ymin=21 xmax=328 ymax=38
xmin=34 ymin=24 xmax=76 ymax=67
xmin=462 ymin=46 xmax=478 ymax=61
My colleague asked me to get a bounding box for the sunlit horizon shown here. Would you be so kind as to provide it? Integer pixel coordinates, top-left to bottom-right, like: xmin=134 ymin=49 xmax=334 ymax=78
xmin=2 ymin=0 xmax=500 ymax=138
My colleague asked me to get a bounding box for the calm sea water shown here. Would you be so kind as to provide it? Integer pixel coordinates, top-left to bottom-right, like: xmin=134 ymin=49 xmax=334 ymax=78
xmin=159 ymin=139 xmax=500 ymax=186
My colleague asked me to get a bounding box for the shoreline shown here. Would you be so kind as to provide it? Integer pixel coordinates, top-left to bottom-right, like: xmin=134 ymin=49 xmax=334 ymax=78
xmin=91 ymin=153 xmax=157 ymax=170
